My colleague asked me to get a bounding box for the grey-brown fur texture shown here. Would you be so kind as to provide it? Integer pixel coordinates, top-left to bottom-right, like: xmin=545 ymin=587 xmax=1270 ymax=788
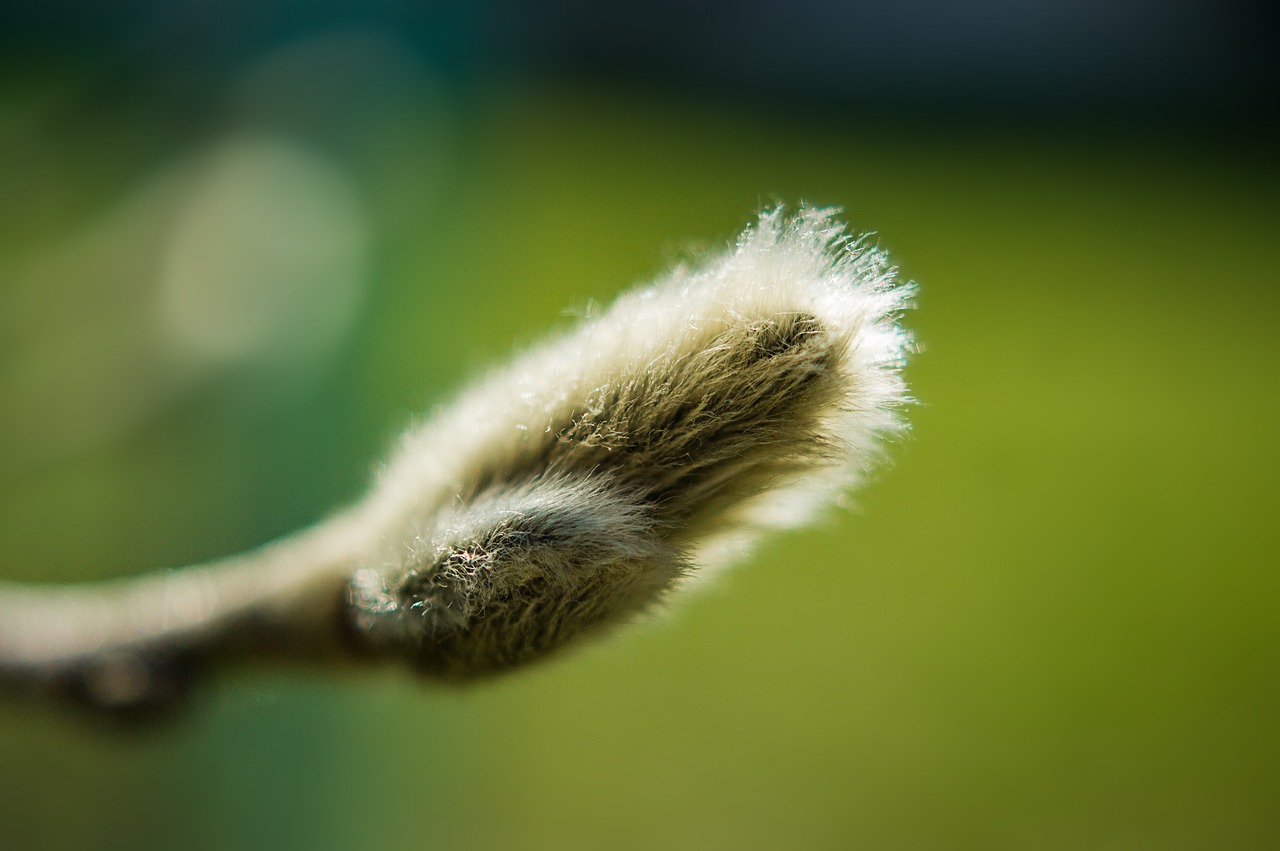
xmin=347 ymin=207 xmax=914 ymax=679
xmin=0 ymin=206 xmax=913 ymax=714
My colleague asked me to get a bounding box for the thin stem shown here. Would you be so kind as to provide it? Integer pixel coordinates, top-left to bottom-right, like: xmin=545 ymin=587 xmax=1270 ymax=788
xmin=0 ymin=507 xmax=374 ymax=715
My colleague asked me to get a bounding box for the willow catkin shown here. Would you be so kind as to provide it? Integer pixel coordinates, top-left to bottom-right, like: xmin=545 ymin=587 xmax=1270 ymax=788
xmin=348 ymin=206 xmax=915 ymax=679
xmin=0 ymin=206 xmax=914 ymax=714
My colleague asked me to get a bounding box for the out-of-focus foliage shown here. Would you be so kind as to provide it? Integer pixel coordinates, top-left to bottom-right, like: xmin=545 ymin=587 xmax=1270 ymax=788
xmin=1 ymin=4 xmax=1277 ymax=849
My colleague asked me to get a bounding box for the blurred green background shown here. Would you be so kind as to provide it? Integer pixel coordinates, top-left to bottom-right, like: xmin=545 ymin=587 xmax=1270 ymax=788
xmin=1 ymin=3 xmax=1278 ymax=849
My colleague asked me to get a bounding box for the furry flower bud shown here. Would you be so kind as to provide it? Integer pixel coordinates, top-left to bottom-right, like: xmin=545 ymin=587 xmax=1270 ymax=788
xmin=348 ymin=207 xmax=914 ymax=678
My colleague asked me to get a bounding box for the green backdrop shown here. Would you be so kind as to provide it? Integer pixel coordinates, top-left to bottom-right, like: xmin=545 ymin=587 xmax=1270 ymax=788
xmin=1 ymin=77 xmax=1277 ymax=849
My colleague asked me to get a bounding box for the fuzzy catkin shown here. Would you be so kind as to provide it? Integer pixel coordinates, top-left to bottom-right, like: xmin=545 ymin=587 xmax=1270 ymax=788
xmin=347 ymin=207 xmax=915 ymax=679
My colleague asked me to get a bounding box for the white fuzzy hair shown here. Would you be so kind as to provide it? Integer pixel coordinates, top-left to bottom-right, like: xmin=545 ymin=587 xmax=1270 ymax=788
xmin=348 ymin=207 xmax=914 ymax=679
